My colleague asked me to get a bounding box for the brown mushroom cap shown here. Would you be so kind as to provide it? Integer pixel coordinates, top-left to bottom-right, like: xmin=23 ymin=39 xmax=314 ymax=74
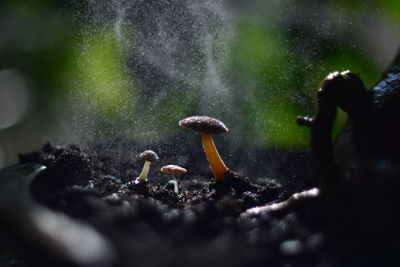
xmin=178 ymin=116 xmax=228 ymax=135
xmin=139 ymin=150 xmax=159 ymax=162
xmin=160 ymin=165 xmax=187 ymax=174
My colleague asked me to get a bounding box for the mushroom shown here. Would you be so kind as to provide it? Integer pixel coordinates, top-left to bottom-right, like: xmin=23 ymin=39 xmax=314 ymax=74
xmin=161 ymin=164 xmax=187 ymax=179
xmin=135 ymin=150 xmax=159 ymax=183
xmin=160 ymin=164 xmax=187 ymax=193
xmin=179 ymin=116 xmax=231 ymax=181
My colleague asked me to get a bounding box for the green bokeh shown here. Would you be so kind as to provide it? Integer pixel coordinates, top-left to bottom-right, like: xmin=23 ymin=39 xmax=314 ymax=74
xmin=230 ymin=20 xmax=310 ymax=148
xmin=70 ymin=27 xmax=137 ymax=124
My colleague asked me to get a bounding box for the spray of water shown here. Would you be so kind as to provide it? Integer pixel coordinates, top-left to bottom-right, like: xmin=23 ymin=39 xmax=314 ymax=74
xmin=64 ymin=0 xmax=233 ymax=145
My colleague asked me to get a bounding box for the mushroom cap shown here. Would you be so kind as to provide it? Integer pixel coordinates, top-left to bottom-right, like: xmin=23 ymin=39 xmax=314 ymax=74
xmin=160 ymin=165 xmax=187 ymax=174
xmin=178 ymin=116 xmax=228 ymax=135
xmin=139 ymin=150 xmax=159 ymax=162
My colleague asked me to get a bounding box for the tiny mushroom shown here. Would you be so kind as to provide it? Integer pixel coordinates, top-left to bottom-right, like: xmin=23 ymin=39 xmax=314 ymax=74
xmin=161 ymin=164 xmax=187 ymax=193
xmin=161 ymin=165 xmax=187 ymax=179
xmin=179 ymin=116 xmax=231 ymax=181
xmin=135 ymin=150 xmax=159 ymax=183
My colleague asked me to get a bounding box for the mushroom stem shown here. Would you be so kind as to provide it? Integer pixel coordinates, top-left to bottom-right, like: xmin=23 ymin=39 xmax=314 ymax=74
xmin=136 ymin=161 xmax=151 ymax=182
xmin=167 ymin=180 xmax=179 ymax=194
xmin=200 ymin=133 xmax=230 ymax=180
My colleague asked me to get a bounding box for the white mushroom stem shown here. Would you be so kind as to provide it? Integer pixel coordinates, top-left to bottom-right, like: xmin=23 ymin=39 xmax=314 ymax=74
xmin=136 ymin=161 xmax=151 ymax=183
xmin=170 ymin=174 xmax=178 ymax=193
xmin=170 ymin=180 xmax=178 ymax=194
xmin=201 ymin=133 xmax=230 ymax=181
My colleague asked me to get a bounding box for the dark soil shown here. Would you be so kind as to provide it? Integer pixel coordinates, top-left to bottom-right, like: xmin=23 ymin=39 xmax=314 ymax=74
xmin=13 ymin=142 xmax=400 ymax=267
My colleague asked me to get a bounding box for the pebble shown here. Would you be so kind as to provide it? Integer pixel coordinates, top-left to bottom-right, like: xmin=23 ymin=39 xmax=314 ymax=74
xmin=104 ymin=193 xmax=122 ymax=205
xmin=280 ymin=239 xmax=303 ymax=256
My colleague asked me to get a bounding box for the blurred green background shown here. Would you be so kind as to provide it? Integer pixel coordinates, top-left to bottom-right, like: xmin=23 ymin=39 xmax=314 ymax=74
xmin=0 ymin=0 xmax=400 ymax=168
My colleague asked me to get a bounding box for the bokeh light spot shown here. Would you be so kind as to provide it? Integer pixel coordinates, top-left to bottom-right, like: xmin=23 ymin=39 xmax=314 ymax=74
xmin=0 ymin=69 xmax=30 ymax=129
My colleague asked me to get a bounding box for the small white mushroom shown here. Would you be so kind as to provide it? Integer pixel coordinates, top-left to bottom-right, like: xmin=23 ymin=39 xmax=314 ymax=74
xmin=160 ymin=165 xmax=187 ymax=179
xmin=135 ymin=150 xmax=159 ymax=183
xmin=161 ymin=164 xmax=187 ymax=193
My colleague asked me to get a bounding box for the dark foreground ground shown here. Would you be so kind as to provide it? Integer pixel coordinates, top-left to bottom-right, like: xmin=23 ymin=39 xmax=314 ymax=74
xmin=2 ymin=142 xmax=400 ymax=267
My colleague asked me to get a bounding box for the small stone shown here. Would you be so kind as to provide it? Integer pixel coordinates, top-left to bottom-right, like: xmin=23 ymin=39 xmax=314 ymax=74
xmin=104 ymin=193 xmax=122 ymax=205
xmin=280 ymin=239 xmax=303 ymax=256
xmin=305 ymin=233 xmax=325 ymax=252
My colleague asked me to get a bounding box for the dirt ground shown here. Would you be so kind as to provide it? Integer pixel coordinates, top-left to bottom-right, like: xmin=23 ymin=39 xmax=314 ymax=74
xmin=3 ymin=141 xmax=399 ymax=267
